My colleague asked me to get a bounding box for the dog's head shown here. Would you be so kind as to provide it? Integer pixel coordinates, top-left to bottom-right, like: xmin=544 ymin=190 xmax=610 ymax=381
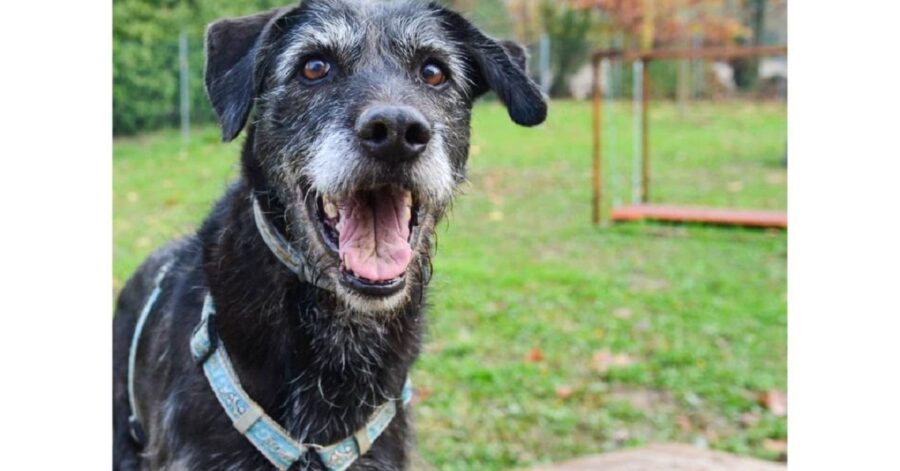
xmin=205 ymin=0 xmax=546 ymax=314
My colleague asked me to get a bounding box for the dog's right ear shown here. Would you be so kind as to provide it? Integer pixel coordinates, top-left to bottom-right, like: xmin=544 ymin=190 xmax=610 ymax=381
xmin=432 ymin=6 xmax=547 ymax=127
xmin=205 ymin=7 xmax=292 ymax=142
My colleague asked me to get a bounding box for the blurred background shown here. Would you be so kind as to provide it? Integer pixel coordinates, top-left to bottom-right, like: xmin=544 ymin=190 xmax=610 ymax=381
xmin=114 ymin=0 xmax=786 ymax=135
xmin=114 ymin=0 xmax=787 ymax=469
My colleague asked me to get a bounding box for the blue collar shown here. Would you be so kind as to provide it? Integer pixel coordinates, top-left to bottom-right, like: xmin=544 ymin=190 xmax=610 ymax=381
xmin=190 ymin=293 xmax=414 ymax=471
xmin=252 ymin=194 xmax=333 ymax=291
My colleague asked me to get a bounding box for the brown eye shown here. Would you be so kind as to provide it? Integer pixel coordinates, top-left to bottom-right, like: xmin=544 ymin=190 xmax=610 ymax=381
xmin=421 ymin=61 xmax=447 ymax=87
xmin=301 ymin=57 xmax=330 ymax=81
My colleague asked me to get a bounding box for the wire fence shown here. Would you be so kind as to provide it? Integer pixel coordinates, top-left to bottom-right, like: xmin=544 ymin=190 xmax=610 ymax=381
xmin=114 ymin=31 xmax=213 ymax=135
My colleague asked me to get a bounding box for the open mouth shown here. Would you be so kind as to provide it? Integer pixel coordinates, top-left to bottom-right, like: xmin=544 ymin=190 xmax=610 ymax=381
xmin=312 ymin=186 xmax=420 ymax=297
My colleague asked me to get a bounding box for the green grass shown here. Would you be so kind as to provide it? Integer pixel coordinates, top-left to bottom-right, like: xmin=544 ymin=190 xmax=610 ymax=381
xmin=114 ymin=100 xmax=787 ymax=469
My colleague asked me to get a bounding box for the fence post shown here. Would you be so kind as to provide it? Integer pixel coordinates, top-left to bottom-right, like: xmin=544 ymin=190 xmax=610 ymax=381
xmin=179 ymin=31 xmax=190 ymax=145
xmin=641 ymin=59 xmax=651 ymax=204
xmin=632 ymin=60 xmax=643 ymax=204
xmin=591 ymin=55 xmax=602 ymax=225
xmin=539 ymin=34 xmax=551 ymax=94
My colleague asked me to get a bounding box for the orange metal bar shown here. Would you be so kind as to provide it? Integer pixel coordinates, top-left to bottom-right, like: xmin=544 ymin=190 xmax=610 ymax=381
xmin=611 ymin=204 xmax=787 ymax=229
xmin=641 ymin=61 xmax=650 ymax=203
xmin=591 ymin=57 xmax=603 ymax=225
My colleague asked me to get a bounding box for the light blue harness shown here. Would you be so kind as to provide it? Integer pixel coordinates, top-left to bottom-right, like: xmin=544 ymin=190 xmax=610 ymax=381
xmin=127 ymin=194 xmax=414 ymax=471
xmin=127 ymin=259 xmax=173 ymax=444
xmin=190 ymin=294 xmax=413 ymax=470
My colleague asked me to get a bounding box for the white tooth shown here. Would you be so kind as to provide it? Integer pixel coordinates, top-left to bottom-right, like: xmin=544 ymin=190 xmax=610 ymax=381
xmin=324 ymin=201 xmax=338 ymax=219
xmin=402 ymin=191 xmax=412 ymax=208
xmin=403 ymin=205 xmax=411 ymax=221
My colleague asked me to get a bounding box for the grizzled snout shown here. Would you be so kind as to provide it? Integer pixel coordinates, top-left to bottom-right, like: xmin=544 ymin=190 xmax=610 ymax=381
xmin=355 ymin=105 xmax=432 ymax=165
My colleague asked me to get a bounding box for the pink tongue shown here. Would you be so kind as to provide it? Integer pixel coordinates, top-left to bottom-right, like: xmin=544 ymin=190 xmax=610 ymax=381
xmin=338 ymin=189 xmax=412 ymax=282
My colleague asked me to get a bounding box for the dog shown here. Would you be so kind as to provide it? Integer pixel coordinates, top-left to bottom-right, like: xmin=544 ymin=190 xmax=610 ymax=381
xmin=113 ymin=1 xmax=546 ymax=469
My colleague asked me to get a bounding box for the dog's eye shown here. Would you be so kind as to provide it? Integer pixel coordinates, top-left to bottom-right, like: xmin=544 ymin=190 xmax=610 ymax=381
xmin=420 ymin=61 xmax=447 ymax=87
xmin=301 ymin=57 xmax=331 ymax=82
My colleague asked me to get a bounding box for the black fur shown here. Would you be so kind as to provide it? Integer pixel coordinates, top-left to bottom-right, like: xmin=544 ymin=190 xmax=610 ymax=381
xmin=436 ymin=8 xmax=547 ymax=126
xmin=205 ymin=7 xmax=293 ymax=142
xmin=113 ymin=1 xmax=546 ymax=469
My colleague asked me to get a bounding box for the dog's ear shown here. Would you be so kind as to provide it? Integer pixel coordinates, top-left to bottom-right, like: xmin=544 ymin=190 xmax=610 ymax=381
xmin=205 ymin=7 xmax=292 ymax=141
xmin=435 ymin=7 xmax=547 ymax=127
xmin=498 ymin=40 xmax=529 ymax=73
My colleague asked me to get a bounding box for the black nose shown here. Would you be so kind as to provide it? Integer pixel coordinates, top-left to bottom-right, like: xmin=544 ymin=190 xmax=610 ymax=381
xmin=355 ymin=105 xmax=432 ymax=164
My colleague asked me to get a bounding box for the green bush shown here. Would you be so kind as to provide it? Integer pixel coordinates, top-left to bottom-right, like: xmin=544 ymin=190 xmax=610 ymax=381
xmin=113 ymin=0 xmax=285 ymax=135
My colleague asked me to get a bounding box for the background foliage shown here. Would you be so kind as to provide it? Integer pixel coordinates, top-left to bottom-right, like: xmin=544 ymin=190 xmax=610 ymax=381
xmin=113 ymin=0 xmax=282 ymax=133
xmin=113 ymin=0 xmax=784 ymax=134
xmin=113 ymin=0 xmax=510 ymax=135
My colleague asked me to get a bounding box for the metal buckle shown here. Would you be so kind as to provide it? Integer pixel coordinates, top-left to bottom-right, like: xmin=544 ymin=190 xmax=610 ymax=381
xmin=190 ymin=313 xmax=218 ymax=365
xmin=128 ymin=414 xmax=146 ymax=446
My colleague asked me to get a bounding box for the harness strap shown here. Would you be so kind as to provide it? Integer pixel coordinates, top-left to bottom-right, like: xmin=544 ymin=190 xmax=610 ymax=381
xmin=127 ymin=260 xmax=174 ymax=445
xmin=191 ymin=293 xmax=413 ymax=471
xmin=252 ymin=194 xmax=332 ymax=291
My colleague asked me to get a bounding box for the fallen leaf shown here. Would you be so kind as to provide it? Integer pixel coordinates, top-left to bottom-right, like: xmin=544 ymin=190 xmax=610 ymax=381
xmin=592 ymin=351 xmax=613 ymax=373
xmin=525 ymin=347 xmax=544 ymax=363
xmin=763 ymin=439 xmax=787 ymax=454
xmin=413 ymin=386 xmax=433 ymax=406
xmin=759 ymin=390 xmax=787 ymax=417
xmin=555 ymin=385 xmax=574 ymax=400
xmin=614 ymin=354 xmax=634 ymax=367
xmin=592 ymin=350 xmax=636 ymax=374
xmin=488 ymin=210 xmax=504 ymax=222
xmin=613 ymin=307 xmax=632 ymax=319
xmin=740 ymin=411 xmax=761 ymax=427
xmin=765 ymin=172 xmax=786 ymax=185
xmin=127 ymin=191 xmax=139 ymax=203
xmin=727 ymin=181 xmax=744 ymax=193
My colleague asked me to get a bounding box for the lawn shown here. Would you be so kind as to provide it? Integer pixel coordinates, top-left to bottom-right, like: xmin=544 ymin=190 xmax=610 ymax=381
xmin=114 ymin=100 xmax=787 ymax=470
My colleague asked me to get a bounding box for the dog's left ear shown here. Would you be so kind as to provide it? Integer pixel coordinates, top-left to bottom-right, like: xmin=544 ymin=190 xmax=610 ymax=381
xmin=205 ymin=7 xmax=293 ymax=141
xmin=436 ymin=7 xmax=547 ymax=127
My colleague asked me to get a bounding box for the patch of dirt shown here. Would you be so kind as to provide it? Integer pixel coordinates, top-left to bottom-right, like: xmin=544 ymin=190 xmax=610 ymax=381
xmin=607 ymin=386 xmax=677 ymax=413
xmin=525 ymin=443 xmax=786 ymax=471
xmin=592 ymin=351 xmax=639 ymax=375
xmin=629 ymin=274 xmax=671 ymax=293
